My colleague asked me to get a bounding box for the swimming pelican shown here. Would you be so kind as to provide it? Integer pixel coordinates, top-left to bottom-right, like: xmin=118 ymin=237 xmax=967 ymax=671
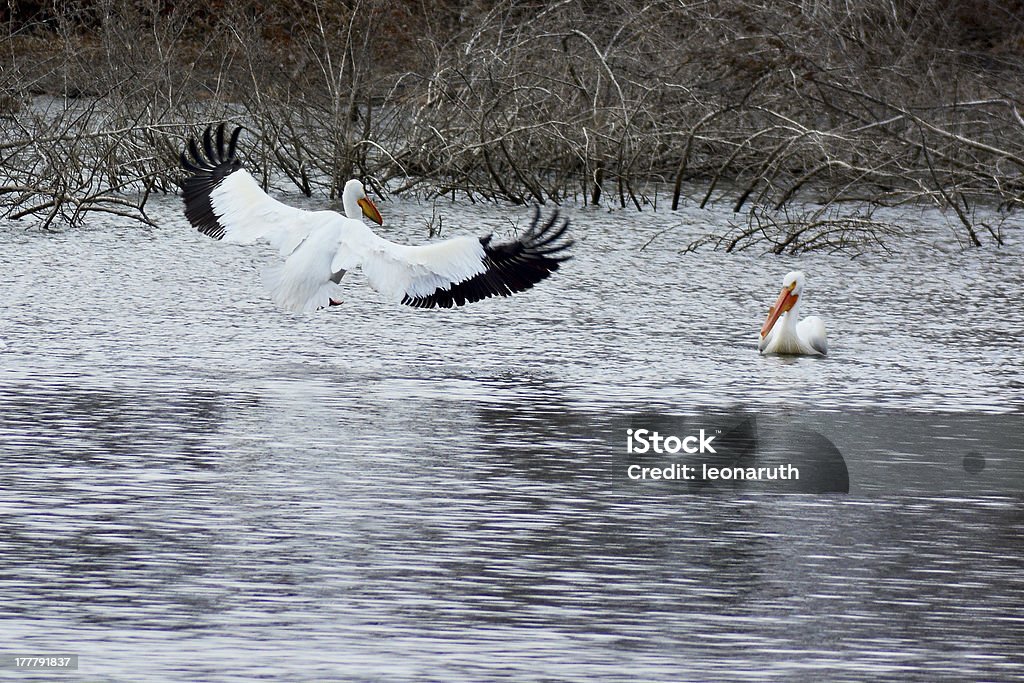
xmin=180 ymin=124 xmax=573 ymax=312
xmin=758 ymin=271 xmax=827 ymax=356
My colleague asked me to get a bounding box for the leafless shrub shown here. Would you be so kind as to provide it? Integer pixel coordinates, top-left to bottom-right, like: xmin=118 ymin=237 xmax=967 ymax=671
xmin=0 ymin=0 xmax=1022 ymax=250
xmin=0 ymin=1 xmax=230 ymax=227
xmin=681 ymin=205 xmax=904 ymax=256
xmin=0 ymin=94 xmax=188 ymax=228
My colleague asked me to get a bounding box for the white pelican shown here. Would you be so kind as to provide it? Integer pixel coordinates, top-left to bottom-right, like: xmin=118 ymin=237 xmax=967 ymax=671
xmin=758 ymin=271 xmax=827 ymax=356
xmin=180 ymin=124 xmax=572 ymax=312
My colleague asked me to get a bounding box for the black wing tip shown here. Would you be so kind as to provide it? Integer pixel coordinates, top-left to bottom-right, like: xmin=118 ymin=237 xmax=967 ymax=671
xmin=180 ymin=123 xmax=245 ymax=239
xmin=402 ymin=208 xmax=573 ymax=309
xmin=181 ymin=123 xmax=244 ymax=170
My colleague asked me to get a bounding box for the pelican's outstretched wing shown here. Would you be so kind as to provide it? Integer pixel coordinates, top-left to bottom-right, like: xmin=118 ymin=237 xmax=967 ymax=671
xmin=180 ymin=124 xmax=326 ymax=257
xmin=337 ymin=208 xmax=573 ymax=309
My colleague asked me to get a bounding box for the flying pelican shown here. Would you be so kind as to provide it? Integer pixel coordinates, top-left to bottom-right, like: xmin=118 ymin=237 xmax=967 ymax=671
xmin=758 ymin=271 xmax=827 ymax=356
xmin=179 ymin=124 xmax=573 ymax=312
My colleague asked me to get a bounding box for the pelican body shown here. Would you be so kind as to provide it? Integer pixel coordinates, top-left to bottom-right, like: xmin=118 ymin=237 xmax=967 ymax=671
xmin=758 ymin=271 xmax=827 ymax=356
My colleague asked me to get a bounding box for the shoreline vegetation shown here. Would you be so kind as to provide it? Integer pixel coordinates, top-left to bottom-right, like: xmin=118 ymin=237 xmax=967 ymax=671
xmin=1 ymin=0 xmax=1022 ymax=250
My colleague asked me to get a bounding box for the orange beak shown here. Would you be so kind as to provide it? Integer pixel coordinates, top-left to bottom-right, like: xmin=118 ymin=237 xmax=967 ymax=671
xmin=358 ymin=197 xmax=383 ymax=225
xmin=760 ymin=285 xmax=798 ymax=338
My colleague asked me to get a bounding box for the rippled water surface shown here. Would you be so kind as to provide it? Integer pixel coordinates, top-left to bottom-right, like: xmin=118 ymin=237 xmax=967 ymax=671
xmin=1 ymin=195 xmax=1022 ymax=681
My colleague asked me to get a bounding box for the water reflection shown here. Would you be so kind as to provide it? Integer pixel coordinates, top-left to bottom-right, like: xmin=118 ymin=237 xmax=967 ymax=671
xmin=0 ymin=379 xmax=227 ymax=465
xmin=0 ymin=379 xmax=238 ymax=634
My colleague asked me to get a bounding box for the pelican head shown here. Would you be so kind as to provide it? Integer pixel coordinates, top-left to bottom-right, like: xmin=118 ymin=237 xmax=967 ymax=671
xmin=760 ymin=270 xmax=804 ymax=338
xmin=784 ymin=270 xmax=805 ymax=294
xmin=342 ymin=179 xmax=383 ymax=225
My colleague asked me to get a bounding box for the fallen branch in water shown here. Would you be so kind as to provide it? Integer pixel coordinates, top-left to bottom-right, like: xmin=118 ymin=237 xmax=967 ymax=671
xmin=683 ymin=205 xmax=904 ymax=256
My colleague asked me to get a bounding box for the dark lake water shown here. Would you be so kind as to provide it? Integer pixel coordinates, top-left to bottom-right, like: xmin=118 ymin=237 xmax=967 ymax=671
xmin=1 ymin=195 xmax=1022 ymax=681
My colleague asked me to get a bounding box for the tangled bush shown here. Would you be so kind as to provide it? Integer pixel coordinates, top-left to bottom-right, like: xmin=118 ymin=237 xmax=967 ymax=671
xmin=1 ymin=0 xmax=1021 ymax=246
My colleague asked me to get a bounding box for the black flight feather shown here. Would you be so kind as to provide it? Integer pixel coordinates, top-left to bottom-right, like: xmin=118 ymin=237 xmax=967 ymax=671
xmin=179 ymin=123 xmax=244 ymax=240
xmin=401 ymin=207 xmax=574 ymax=309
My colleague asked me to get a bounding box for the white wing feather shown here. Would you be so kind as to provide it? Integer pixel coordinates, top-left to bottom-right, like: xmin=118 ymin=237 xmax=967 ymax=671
xmin=797 ymin=316 xmax=828 ymax=355
xmin=209 ymin=170 xmax=321 ymax=256
xmin=333 ymin=230 xmax=487 ymax=302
